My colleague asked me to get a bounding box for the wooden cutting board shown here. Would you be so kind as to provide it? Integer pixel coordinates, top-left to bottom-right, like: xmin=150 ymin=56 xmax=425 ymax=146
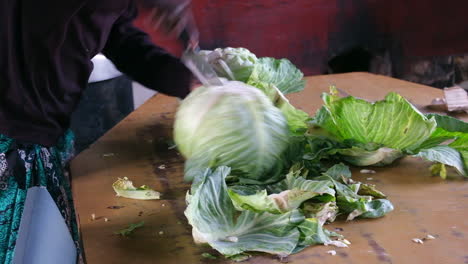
xmin=71 ymin=72 xmax=468 ymax=264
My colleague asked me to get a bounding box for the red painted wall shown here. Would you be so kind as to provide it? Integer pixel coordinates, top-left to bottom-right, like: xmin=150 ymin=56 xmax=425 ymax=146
xmin=365 ymin=0 xmax=468 ymax=57
xmin=134 ymin=0 xmax=468 ymax=76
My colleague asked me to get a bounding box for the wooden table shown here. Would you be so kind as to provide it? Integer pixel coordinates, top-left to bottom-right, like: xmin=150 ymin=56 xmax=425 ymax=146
xmin=72 ymin=73 xmax=468 ymax=264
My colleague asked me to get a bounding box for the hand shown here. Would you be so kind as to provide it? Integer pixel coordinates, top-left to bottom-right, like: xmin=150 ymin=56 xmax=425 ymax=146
xmin=144 ymin=0 xmax=199 ymax=48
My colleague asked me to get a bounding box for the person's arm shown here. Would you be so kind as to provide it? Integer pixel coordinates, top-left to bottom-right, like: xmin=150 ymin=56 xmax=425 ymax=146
xmin=102 ymin=2 xmax=192 ymax=98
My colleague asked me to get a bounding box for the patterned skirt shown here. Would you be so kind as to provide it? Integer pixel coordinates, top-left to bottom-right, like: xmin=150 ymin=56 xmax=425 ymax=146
xmin=0 ymin=131 xmax=82 ymax=264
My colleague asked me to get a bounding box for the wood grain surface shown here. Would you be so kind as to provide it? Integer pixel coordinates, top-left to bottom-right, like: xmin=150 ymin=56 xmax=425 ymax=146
xmin=72 ymin=73 xmax=468 ymax=264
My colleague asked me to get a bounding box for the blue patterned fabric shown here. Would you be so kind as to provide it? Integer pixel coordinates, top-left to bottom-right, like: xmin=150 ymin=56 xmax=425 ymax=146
xmin=0 ymin=131 xmax=82 ymax=264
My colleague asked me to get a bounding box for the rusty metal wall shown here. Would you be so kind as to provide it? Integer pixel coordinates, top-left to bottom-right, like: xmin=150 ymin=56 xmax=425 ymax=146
xmin=134 ymin=0 xmax=468 ymax=85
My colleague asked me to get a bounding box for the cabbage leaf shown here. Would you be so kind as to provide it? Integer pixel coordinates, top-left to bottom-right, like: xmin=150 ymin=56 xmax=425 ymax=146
xmin=185 ymin=166 xmax=305 ymax=257
xmin=309 ymin=88 xmax=468 ymax=177
xmin=184 ymin=164 xmax=392 ymax=258
xmin=247 ymin=57 xmax=305 ymax=94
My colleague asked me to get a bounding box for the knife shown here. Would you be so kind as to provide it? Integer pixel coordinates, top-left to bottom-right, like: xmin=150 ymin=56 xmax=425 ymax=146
xmin=180 ymin=30 xmax=224 ymax=87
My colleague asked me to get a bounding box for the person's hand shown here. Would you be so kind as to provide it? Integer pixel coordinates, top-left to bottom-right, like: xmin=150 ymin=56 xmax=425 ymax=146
xmin=144 ymin=0 xmax=199 ymax=49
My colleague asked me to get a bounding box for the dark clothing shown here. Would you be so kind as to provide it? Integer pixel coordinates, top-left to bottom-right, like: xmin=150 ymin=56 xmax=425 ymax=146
xmin=70 ymin=76 xmax=134 ymax=154
xmin=0 ymin=0 xmax=192 ymax=147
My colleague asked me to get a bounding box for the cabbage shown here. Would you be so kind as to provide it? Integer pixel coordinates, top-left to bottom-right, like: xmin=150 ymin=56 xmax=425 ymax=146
xmin=174 ymin=81 xmax=290 ymax=183
xmin=247 ymin=57 xmax=305 ymax=94
xmin=200 ymin=47 xmax=258 ymax=82
xmin=184 ymin=165 xmax=391 ymax=258
xmin=308 ymin=87 xmax=468 ymax=177
xmin=176 ymin=50 xmax=401 ymax=260
xmin=228 ymin=166 xmax=336 ymax=214
xmin=184 ymin=166 xmax=305 ymax=257
xmin=313 ymin=88 xmax=437 ymax=151
xmin=184 ymin=166 xmax=350 ymax=257
xmin=200 ymin=47 xmax=310 ymax=134
xmin=252 ymin=82 xmax=310 ymax=134
xmin=200 ymin=47 xmax=305 ymax=95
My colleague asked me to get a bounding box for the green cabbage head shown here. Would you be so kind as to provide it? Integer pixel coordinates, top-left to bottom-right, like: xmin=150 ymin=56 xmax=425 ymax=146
xmin=174 ymin=81 xmax=290 ymax=184
xmin=199 ymin=47 xmax=258 ymax=82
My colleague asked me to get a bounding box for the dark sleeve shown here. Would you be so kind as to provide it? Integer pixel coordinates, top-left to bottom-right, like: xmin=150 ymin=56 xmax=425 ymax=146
xmin=102 ymin=2 xmax=192 ymax=98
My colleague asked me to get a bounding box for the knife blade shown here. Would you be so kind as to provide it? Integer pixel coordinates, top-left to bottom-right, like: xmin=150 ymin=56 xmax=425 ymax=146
xmin=182 ymin=48 xmax=224 ymax=87
xmin=179 ymin=29 xmax=223 ymax=87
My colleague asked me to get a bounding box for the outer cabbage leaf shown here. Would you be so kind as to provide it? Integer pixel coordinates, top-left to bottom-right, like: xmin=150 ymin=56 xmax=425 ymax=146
xmin=297 ymin=218 xmax=344 ymax=247
xmin=247 ymin=57 xmax=305 ymax=94
xmin=310 ymin=90 xmax=468 ymax=177
xmin=227 ymin=163 xmax=393 ymax=221
xmin=228 ymin=189 xmax=319 ymax=214
xmin=330 ymin=147 xmax=404 ymax=166
xmin=426 ymin=113 xmax=468 ymax=133
xmin=313 ymin=90 xmax=437 ymax=151
xmin=228 ymin=166 xmax=335 ymax=214
xmin=413 ymin=114 xmax=468 ymax=177
xmin=252 ymin=82 xmax=310 ymax=134
xmin=414 ymin=146 xmax=465 ymax=177
xmin=418 ymin=114 xmax=468 ymax=150
xmin=332 ymin=179 xmax=393 ymax=221
xmin=309 ymin=88 xmax=447 ymax=169
xmin=302 ymin=202 xmax=339 ymax=225
xmin=313 ymin=164 xmax=394 ymax=220
xmin=303 ymin=132 xmax=404 ymax=167
xmin=185 ymin=166 xmax=305 ymax=257
xmin=320 ymin=162 xmax=351 ymax=180
xmin=357 ymin=183 xmax=387 ymax=199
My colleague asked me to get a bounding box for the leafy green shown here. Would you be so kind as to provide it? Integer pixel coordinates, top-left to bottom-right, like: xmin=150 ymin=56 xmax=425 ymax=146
xmin=357 ymin=183 xmax=387 ymax=199
xmin=330 ymin=147 xmax=404 ymax=166
xmin=112 ymin=177 xmax=160 ymax=200
xmin=419 ymin=114 xmax=468 ymax=150
xmin=251 ymin=82 xmax=310 ymax=134
xmin=430 ymin=163 xmax=448 ymax=179
xmin=228 ymin=189 xmax=284 ymax=214
xmin=185 ymin=167 xmax=305 ymax=257
xmin=297 ymin=218 xmax=341 ymax=246
xmin=334 ymin=180 xmax=393 ymax=221
xmin=228 ymin=166 xmax=335 ymax=214
xmin=200 ymin=47 xmax=305 ymax=94
xmin=414 ymin=146 xmax=465 ymax=176
xmin=415 ymin=114 xmax=468 ymax=177
xmin=201 ymin=253 xmax=217 ymax=260
xmin=320 ymin=162 xmax=351 ymax=180
xmin=313 ymin=90 xmax=437 ymax=151
xmin=226 ymin=162 xmax=392 ymax=223
xmin=114 ymin=221 xmax=145 ymax=237
xmin=184 ymin=166 xmax=360 ymax=257
xmin=184 ymin=163 xmax=393 ymax=258
xmin=199 ymin=47 xmax=308 ymax=134
xmin=199 ymin=47 xmax=258 ymax=82
xmin=228 ymin=254 xmax=251 ymax=262
xmin=302 ymin=202 xmax=338 ymax=225
xmin=175 ymin=53 xmax=437 ymax=259
xmin=247 ymin=57 xmax=305 ymax=94
xmin=313 ymin=164 xmax=394 ymax=220
xmin=308 ymin=88 xmax=468 ymax=177
xmin=175 ymin=81 xmax=290 ymax=184
xmin=267 ymin=171 xmax=335 ymax=197
xmin=426 ymin=114 xmax=468 ymax=133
